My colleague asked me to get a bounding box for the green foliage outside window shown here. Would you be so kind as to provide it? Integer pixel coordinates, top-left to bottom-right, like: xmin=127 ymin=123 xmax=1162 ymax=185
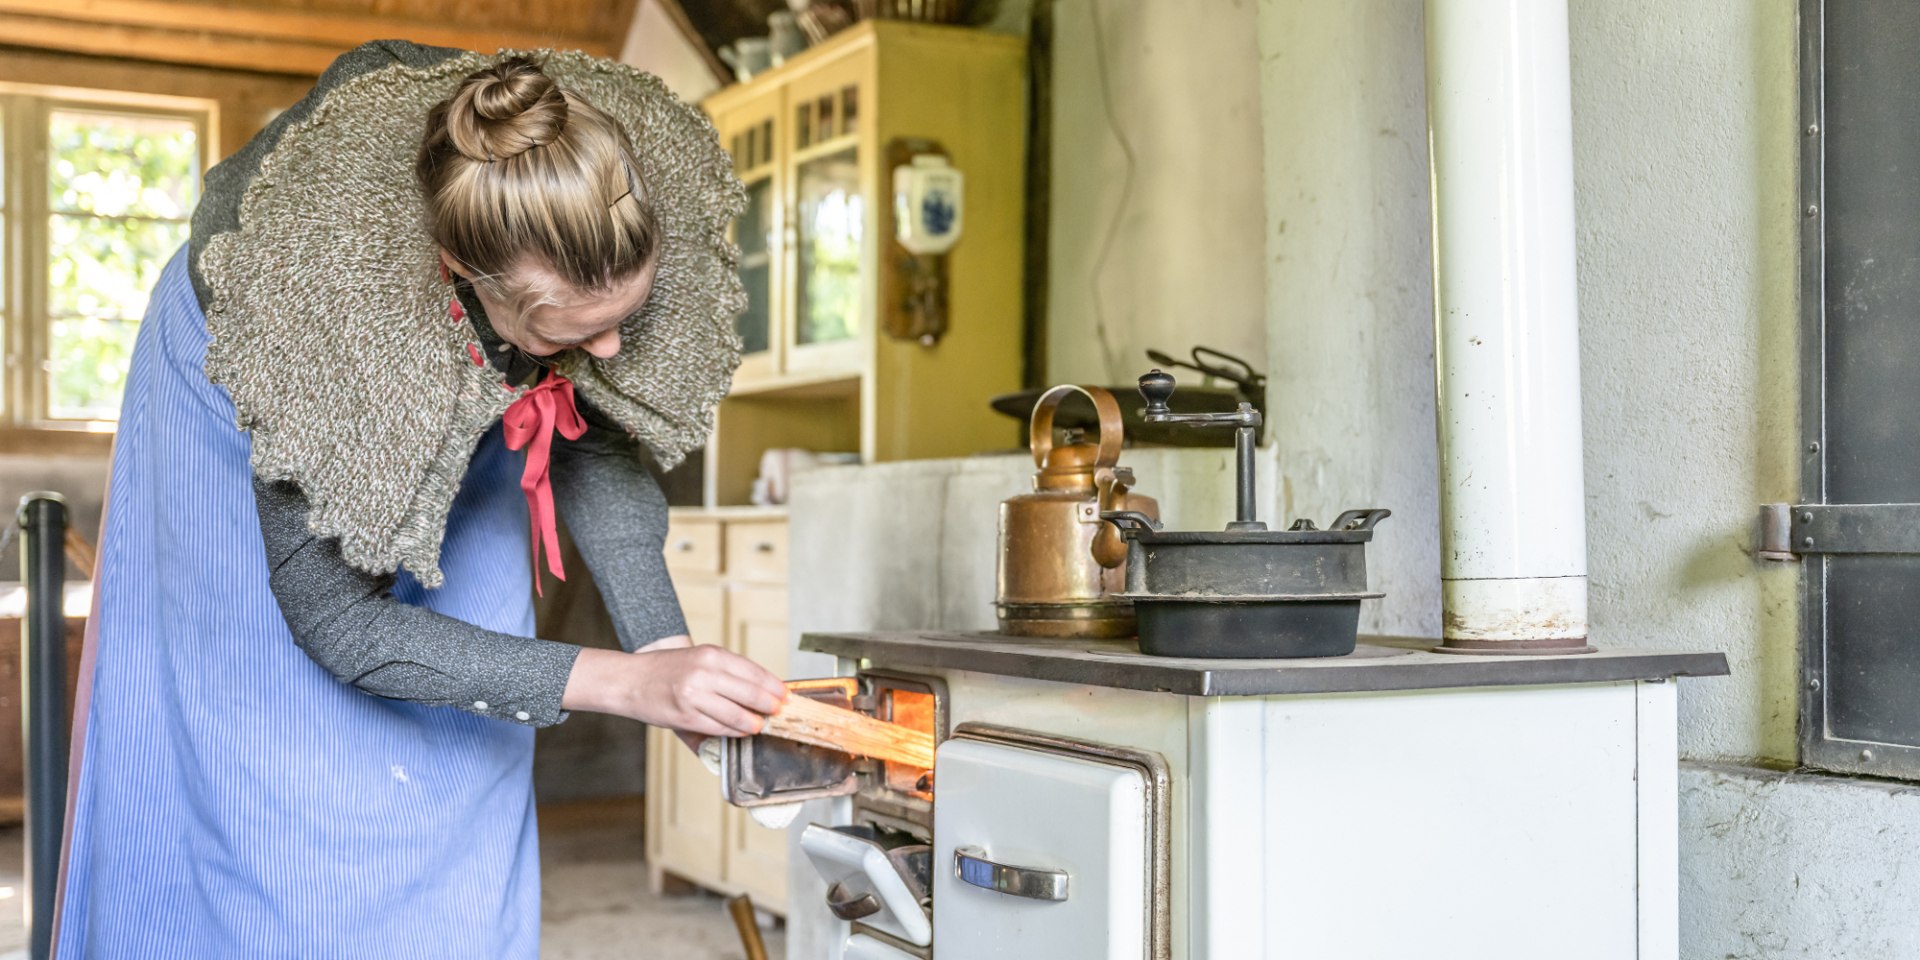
xmin=45 ymin=110 xmax=199 ymax=421
xmin=796 ymin=148 xmax=863 ymax=346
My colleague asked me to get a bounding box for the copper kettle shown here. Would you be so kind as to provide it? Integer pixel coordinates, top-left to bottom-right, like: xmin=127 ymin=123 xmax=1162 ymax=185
xmin=996 ymin=385 xmax=1161 ymax=638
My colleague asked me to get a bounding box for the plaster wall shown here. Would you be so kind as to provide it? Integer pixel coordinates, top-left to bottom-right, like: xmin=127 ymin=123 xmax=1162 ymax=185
xmin=1042 ymin=0 xmax=1268 ymax=386
xmin=618 ymin=0 xmax=723 ymax=103
xmin=1256 ymin=0 xmax=1439 ymax=641
xmin=1566 ymin=0 xmax=1800 ymax=766
xmin=1679 ymin=763 xmax=1920 ymax=959
xmin=1257 ymin=0 xmax=1797 ymax=762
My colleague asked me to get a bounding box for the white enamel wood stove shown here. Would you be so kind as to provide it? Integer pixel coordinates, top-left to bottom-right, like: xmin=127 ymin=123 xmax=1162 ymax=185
xmin=741 ymin=633 xmax=1726 ymax=960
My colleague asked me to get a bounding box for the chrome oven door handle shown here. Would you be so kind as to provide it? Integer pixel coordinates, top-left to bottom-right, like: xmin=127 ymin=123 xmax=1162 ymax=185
xmin=953 ymin=846 xmax=1069 ymax=902
xmin=825 ymin=882 xmax=882 ymax=921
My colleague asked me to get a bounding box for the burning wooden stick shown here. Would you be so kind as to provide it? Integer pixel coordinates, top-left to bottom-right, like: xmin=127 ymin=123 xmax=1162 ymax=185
xmin=760 ymin=694 xmax=936 ymax=769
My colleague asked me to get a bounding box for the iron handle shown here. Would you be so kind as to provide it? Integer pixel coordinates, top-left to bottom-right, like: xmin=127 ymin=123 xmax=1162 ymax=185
xmin=673 ymin=539 xmax=695 ymax=552
xmin=754 ymin=541 xmax=777 ymax=553
xmin=825 ymin=882 xmax=882 ymax=921
xmin=1330 ymin=508 xmax=1392 ymax=532
xmin=1099 ymin=509 xmax=1162 ymax=532
xmin=953 ymin=846 xmax=1069 ymax=902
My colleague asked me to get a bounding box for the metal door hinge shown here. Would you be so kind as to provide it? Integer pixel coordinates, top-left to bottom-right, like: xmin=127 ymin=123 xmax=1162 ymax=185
xmin=1758 ymin=503 xmax=1920 ymax=560
xmin=1757 ymin=503 xmax=1800 ymax=560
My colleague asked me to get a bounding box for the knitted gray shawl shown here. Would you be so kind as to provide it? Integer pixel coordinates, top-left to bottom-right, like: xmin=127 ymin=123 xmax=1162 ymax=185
xmin=189 ymin=41 xmax=744 ymax=587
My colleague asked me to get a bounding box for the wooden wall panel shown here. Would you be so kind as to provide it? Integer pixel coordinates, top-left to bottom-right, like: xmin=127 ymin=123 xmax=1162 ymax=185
xmin=0 ymin=47 xmax=313 ymax=158
xmin=0 ymin=0 xmax=624 ymax=76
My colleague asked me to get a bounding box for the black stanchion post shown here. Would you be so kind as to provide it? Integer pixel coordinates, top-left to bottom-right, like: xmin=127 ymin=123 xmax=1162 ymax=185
xmin=19 ymin=493 xmax=68 ymax=960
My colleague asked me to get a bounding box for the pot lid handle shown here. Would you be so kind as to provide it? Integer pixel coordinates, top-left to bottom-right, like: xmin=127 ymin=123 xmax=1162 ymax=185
xmin=1029 ymin=385 xmax=1124 ymax=471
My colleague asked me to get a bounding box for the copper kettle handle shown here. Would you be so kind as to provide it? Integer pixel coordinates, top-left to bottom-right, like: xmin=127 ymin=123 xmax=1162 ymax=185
xmin=1090 ymin=469 xmax=1130 ymax=568
xmin=1028 ymin=385 xmax=1124 ymax=470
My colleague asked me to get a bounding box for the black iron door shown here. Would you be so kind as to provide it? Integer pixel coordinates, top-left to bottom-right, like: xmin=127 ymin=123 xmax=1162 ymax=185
xmin=1796 ymin=0 xmax=1920 ymax=779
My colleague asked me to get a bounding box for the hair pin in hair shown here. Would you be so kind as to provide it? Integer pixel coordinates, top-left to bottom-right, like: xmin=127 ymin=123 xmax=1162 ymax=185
xmin=608 ymin=162 xmax=645 ymax=211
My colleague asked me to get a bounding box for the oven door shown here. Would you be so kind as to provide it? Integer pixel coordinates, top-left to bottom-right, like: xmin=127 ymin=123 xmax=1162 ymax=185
xmin=799 ymin=823 xmax=933 ymax=947
xmin=932 ymin=724 xmax=1170 ymax=960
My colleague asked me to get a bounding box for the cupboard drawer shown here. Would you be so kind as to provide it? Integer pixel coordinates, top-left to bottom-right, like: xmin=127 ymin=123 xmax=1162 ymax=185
xmin=665 ymin=517 xmax=722 ymax=576
xmin=724 ymin=521 xmax=788 ymax=583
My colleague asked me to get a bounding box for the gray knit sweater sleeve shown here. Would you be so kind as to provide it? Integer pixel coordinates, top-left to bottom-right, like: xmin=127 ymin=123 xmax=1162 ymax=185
xmin=550 ymin=422 xmax=689 ymax=650
xmin=254 ymin=478 xmax=581 ymax=727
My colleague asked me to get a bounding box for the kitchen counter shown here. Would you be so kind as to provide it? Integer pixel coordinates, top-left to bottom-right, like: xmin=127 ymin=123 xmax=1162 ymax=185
xmin=799 ymin=631 xmax=1729 ymax=697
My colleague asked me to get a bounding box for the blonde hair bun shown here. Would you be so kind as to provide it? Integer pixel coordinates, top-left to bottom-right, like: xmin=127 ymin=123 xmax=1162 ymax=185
xmin=446 ymin=56 xmax=569 ymax=162
xmin=419 ymin=54 xmax=660 ymax=299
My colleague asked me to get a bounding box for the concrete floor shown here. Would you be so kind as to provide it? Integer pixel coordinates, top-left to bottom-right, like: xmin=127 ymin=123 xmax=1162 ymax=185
xmin=541 ymin=799 xmax=787 ymax=960
xmin=0 ymin=798 xmax=785 ymax=959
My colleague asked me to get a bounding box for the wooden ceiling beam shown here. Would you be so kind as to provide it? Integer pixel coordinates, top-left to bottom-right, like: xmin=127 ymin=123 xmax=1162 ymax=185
xmin=0 ymin=12 xmax=344 ymax=74
xmin=0 ymin=0 xmax=616 ymax=76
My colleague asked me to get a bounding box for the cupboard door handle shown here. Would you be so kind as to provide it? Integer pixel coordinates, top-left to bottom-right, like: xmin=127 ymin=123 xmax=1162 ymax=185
xmin=674 ymin=539 xmax=695 ymax=552
xmin=825 ymin=882 xmax=882 ymax=921
xmin=953 ymin=846 xmax=1069 ymax=902
xmin=754 ymin=541 xmax=776 ymax=554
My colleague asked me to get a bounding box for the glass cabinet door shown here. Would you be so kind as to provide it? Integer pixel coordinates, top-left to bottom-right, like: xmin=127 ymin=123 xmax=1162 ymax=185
xmin=723 ymin=108 xmax=780 ymax=380
xmin=786 ymin=71 xmax=866 ymax=370
xmin=794 ymin=147 xmax=861 ymax=346
xmin=736 ymin=177 xmax=774 ymax=356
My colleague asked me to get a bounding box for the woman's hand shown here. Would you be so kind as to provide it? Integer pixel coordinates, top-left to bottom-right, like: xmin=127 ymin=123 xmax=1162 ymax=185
xmin=562 ymin=644 xmax=787 ymax=739
xmin=632 ymin=635 xmax=714 ymax=751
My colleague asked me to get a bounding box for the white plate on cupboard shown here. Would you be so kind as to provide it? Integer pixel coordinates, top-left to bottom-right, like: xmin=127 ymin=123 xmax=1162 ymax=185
xmin=931 ymin=727 xmax=1170 ymax=960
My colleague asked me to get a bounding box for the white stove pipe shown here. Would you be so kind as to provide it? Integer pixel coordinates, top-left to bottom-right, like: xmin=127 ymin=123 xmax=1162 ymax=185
xmin=1425 ymin=0 xmax=1592 ymax=653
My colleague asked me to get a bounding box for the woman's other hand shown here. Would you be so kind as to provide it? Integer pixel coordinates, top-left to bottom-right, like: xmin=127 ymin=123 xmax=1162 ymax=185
xmin=562 ymin=644 xmax=787 ymax=739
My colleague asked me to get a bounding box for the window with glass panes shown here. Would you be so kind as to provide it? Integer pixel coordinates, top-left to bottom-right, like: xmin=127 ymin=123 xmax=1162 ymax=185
xmin=0 ymin=91 xmax=208 ymax=426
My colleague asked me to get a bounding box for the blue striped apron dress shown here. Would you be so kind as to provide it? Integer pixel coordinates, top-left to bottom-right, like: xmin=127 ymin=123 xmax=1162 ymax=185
xmin=54 ymin=249 xmax=545 ymax=958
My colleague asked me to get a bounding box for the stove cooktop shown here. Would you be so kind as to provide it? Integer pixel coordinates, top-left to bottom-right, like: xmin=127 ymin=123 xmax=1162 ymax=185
xmin=800 ymin=632 xmax=1730 ymax=697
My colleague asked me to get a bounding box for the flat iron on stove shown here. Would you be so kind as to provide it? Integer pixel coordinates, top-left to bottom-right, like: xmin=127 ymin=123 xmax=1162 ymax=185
xmin=1100 ymin=369 xmax=1393 ymax=658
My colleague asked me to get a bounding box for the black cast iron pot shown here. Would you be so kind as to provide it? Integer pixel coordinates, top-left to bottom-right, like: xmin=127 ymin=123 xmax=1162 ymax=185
xmin=1102 ymin=509 xmax=1390 ymax=659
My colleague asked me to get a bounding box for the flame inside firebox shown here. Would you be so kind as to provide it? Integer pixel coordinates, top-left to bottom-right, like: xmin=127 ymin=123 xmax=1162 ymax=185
xmin=880 ymin=688 xmax=936 ymax=800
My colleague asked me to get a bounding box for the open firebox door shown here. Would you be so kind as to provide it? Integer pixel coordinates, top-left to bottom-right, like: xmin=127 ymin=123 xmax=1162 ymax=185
xmin=722 ymin=674 xmax=1170 ymax=960
xmin=723 ymin=674 xmax=942 ymax=954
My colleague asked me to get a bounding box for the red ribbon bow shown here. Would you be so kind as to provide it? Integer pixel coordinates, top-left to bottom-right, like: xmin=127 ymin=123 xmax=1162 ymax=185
xmin=502 ymin=372 xmax=588 ymax=595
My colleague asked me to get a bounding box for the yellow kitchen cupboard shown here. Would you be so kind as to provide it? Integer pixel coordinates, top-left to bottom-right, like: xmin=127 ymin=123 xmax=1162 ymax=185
xmin=700 ymin=20 xmax=1028 ymax=506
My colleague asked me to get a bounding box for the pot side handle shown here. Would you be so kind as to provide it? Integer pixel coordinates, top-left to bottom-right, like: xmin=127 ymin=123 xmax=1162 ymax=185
xmin=1330 ymin=508 xmax=1393 ymax=532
